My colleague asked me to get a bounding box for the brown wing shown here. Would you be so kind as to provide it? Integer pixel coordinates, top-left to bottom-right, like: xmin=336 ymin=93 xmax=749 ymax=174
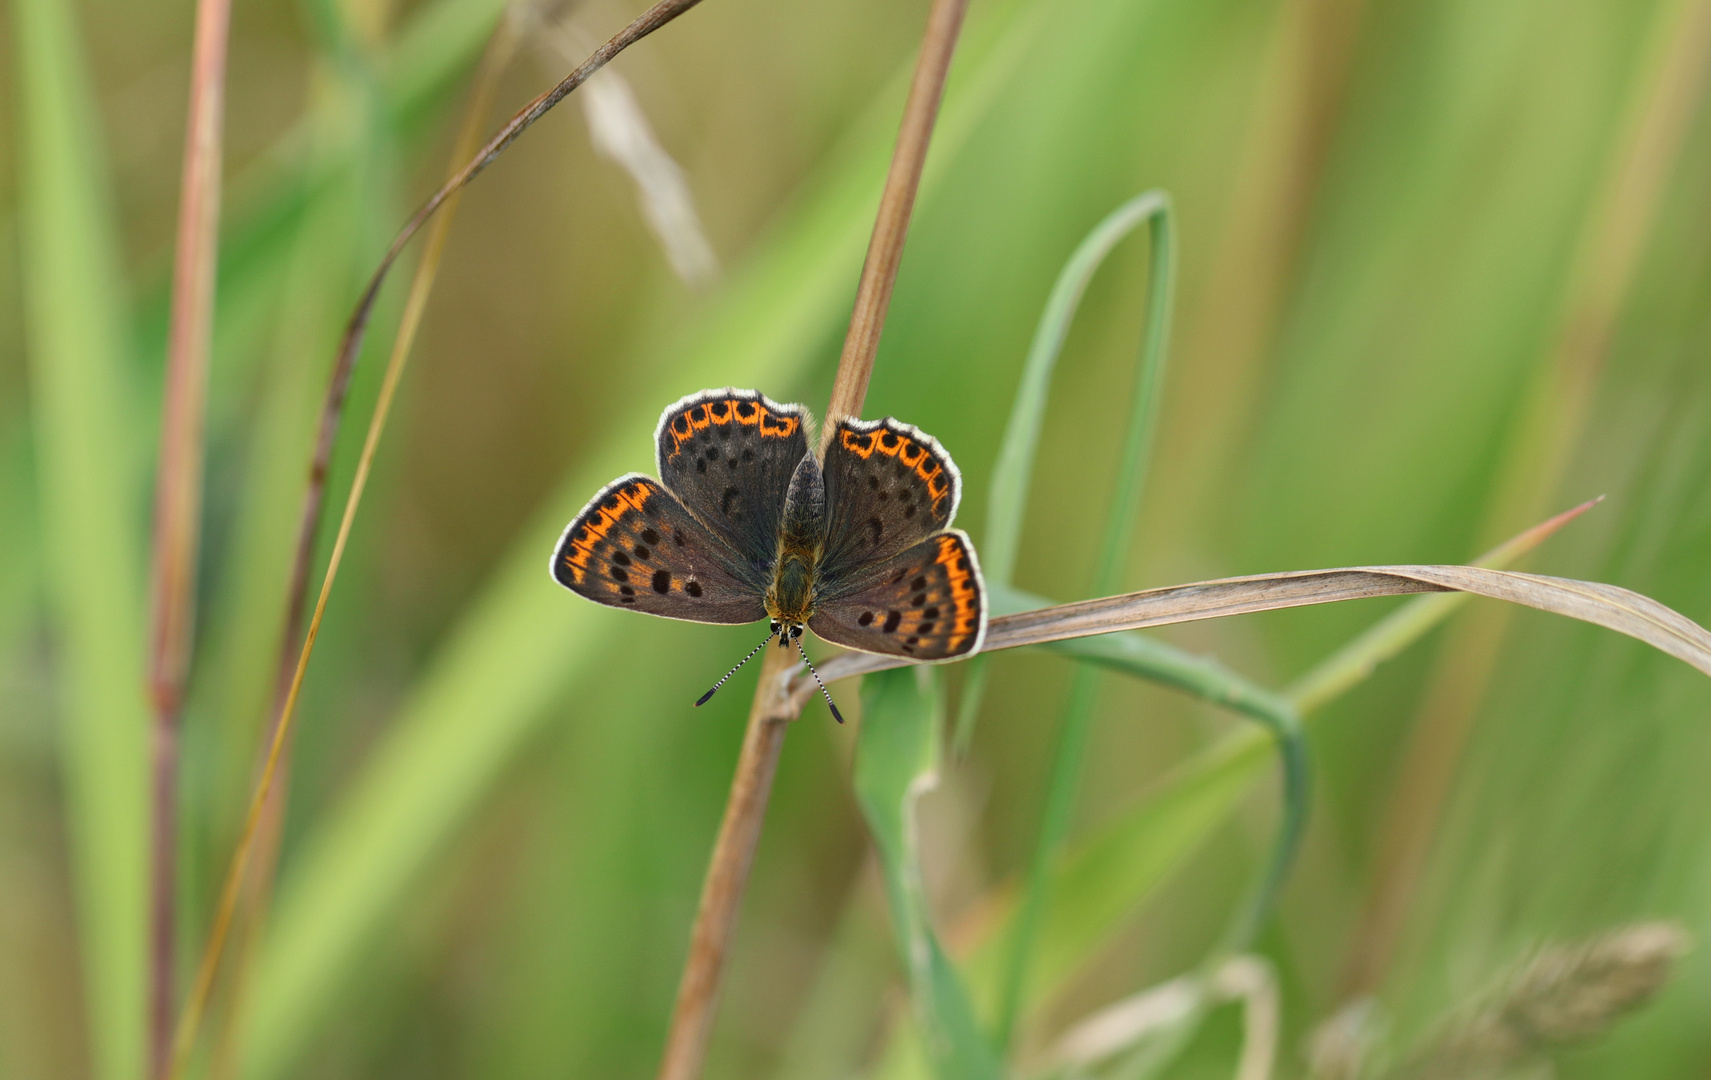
xmin=654 ymin=389 xmax=811 ymax=576
xmin=817 ymin=416 xmax=961 ymax=588
xmin=809 ymin=530 xmax=985 ymax=661
xmin=551 ymin=474 xmax=767 ymax=624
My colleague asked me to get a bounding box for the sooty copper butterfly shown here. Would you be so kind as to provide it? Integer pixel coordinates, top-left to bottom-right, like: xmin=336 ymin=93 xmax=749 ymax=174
xmin=550 ymin=388 xmax=987 ymax=720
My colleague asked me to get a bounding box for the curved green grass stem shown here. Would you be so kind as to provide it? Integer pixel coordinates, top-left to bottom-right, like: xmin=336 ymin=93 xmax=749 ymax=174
xmin=989 ymin=191 xmax=1178 ymax=1049
xmin=956 ymin=189 xmax=1174 ymax=754
xmin=1003 ymin=586 xmax=1307 ymax=1036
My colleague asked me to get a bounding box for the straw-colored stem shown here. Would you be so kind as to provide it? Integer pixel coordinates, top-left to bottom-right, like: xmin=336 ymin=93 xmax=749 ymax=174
xmin=656 ymin=643 xmax=798 ymax=1080
xmin=197 ymin=25 xmax=522 ymax=1077
xmin=656 ymin=1 xmax=970 ymax=1076
xmin=169 ymin=130 xmax=460 ymax=1074
xmin=146 ymin=0 xmax=230 ymax=1072
xmin=821 ymin=0 xmax=971 ymax=441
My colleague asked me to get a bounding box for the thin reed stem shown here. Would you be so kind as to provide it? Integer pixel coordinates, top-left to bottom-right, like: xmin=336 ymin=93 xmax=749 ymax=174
xmin=656 ymin=643 xmax=798 ymax=1080
xmin=169 ymin=7 xmax=703 ymax=1074
xmin=146 ymin=0 xmax=230 ymax=1072
xmin=821 ymin=0 xmax=971 ymax=440
xmin=274 ymin=0 xmax=709 ymax=773
xmin=657 ymin=1 xmax=970 ymax=1076
xmin=202 ymin=23 xmax=523 ymax=1077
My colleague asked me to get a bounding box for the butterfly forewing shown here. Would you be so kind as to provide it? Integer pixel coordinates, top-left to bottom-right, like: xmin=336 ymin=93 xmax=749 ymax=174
xmin=655 ymin=389 xmax=810 ymax=575
xmin=809 ymin=530 xmax=985 ymax=660
xmin=818 ymin=416 xmax=961 ymax=589
xmin=551 ymin=474 xmax=768 ymax=624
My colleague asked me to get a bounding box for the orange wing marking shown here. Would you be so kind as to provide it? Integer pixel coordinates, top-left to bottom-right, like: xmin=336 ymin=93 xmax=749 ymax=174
xmin=664 ymin=397 xmax=801 ymax=461
xmin=561 ymin=480 xmax=654 ymax=586
xmin=934 ymin=533 xmax=981 ymax=654
xmin=839 ymin=426 xmax=954 ymax=515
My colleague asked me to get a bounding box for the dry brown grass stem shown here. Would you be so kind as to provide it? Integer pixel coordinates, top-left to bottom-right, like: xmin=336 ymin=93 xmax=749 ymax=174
xmin=821 ymin=0 xmax=971 ymax=443
xmin=655 ymin=643 xmax=798 ymax=1080
xmin=273 ymin=0 xmax=710 ymax=774
xmin=200 ymin=25 xmax=523 ymax=1078
xmin=146 ymin=0 xmax=231 ymax=1072
xmin=166 ymin=4 xmax=705 ymax=1072
xmin=656 ymin=1 xmax=970 ymax=1077
xmin=783 ymin=562 xmax=1711 ymax=708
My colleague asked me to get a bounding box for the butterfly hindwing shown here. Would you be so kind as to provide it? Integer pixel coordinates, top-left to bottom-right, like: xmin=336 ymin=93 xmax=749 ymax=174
xmin=818 ymin=416 xmax=961 ymax=590
xmin=655 ymin=388 xmax=810 ymax=576
xmin=551 ymin=474 xmax=768 ymax=624
xmin=809 ymin=530 xmax=985 ymax=660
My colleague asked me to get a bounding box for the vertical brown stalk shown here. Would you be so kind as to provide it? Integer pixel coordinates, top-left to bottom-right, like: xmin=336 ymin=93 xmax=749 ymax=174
xmin=655 ymin=644 xmax=798 ymax=1080
xmin=821 ymin=0 xmax=971 ymax=438
xmin=204 ymin=25 xmax=523 ymax=1078
xmin=655 ymin=2 xmax=970 ymax=1077
xmin=146 ymin=0 xmax=230 ymax=1074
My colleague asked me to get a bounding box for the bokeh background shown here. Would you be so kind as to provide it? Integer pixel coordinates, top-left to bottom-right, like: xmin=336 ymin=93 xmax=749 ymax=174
xmin=5 ymin=0 xmax=1711 ymax=1077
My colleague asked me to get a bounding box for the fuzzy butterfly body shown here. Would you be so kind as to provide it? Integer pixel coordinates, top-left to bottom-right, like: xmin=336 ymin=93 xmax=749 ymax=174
xmin=551 ymin=389 xmax=988 ymax=684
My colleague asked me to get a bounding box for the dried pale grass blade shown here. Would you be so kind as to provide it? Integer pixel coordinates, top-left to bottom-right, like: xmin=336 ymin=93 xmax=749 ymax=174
xmin=797 ymin=565 xmax=1711 ymax=697
xmin=528 ymin=11 xmax=719 ymax=286
xmin=1046 ymin=956 xmax=1276 ymax=1079
xmin=582 ymin=69 xmax=719 ymax=285
xmin=1051 ymin=976 xmax=1201 ymax=1068
xmin=1286 ymin=496 xmax=1602 ymax=713
xmin=1214 ymin=956 xmax=1280 ymax=1080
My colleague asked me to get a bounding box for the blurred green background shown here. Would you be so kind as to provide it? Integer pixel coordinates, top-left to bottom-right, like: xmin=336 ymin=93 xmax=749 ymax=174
xmin=5 ymin=0 xmax=1711 ymax=1077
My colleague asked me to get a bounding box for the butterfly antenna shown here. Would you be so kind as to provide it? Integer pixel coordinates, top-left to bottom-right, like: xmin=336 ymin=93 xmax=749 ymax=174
xmin=696 ymin=628 xmax=777 ymax=707
xmin=793 ymin=634 xmax=846 ymax=724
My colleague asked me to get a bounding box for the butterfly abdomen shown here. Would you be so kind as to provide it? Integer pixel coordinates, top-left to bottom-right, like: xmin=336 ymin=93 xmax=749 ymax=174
xmin=767 ymin=552 xmax=816 ymax=623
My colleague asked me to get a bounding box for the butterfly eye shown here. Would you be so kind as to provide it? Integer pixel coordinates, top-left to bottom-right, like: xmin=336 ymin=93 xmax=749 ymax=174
xmin=791 ymin=625 xmax=803 ymax=639
xmin=769 ymin=619 xmax=781 ymax=634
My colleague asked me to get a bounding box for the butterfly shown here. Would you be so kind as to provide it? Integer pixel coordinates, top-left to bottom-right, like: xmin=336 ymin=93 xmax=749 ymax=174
xmin=549 ymin=388 xmax=988 ymax=721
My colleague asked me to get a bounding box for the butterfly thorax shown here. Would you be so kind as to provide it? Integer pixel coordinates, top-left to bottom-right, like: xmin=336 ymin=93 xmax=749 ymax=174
xmin=766 ymin=452 xmax=829 ymax=624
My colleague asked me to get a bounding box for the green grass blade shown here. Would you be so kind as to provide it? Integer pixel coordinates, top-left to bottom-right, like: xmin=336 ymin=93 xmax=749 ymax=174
xmin=985 ymin=193 xmax=1176 ymax=1045
xmin=855 ymin=667 xmax=1003 ymax=1080
xmin=973 ymin=585 xmax=1304 ymax=1022
xmin=965 ymin=730 xmax=1268 ymax=1017
xmin=954 ymin=192 xmax=1172 ymax=754
xmin=12 ymin=1 xmax=150 ymax=1077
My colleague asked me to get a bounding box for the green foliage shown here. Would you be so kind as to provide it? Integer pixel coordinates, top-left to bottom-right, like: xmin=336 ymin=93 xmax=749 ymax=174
xmin=6 ymin=0 xmax=1711 ymax=1078
xmin=856 ymin=667 xmax=1003 ymax=1080
xmin=981 ymin=190 xmax=1178 ymax=1046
